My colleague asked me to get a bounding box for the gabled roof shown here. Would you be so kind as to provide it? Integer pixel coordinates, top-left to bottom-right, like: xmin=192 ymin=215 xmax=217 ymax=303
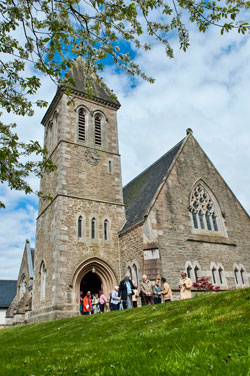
xmin=121 ymin=138 xmax=185 ymax=233
xmin=0 ymin=280 xmax=17 ymax=308
xmin=41 ymin=56 xmax=120 ymax=125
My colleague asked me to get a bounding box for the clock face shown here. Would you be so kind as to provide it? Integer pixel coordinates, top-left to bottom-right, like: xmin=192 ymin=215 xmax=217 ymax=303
xmin=84 ymin=149 xmax=100 ymax=166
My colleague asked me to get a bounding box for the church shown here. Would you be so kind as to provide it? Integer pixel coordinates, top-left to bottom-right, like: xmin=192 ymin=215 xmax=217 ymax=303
xmin=6 ymin=57 xmax=250 ymax=325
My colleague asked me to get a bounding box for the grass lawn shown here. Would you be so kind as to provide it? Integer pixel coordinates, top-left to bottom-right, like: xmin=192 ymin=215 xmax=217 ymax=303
xmin=0 ymin=288 xmax=250 ymax=376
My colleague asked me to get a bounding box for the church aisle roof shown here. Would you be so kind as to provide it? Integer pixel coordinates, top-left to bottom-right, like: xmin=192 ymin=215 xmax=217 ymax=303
xmin=122 ymin=138 xmax=185 ymax=233
xmin=0 ymin=280 xmax=17 ymax=308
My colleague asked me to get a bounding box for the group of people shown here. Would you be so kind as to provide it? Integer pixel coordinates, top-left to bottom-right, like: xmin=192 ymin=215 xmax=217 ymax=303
xmin=80 ymin=271 xmax=192 ymax=315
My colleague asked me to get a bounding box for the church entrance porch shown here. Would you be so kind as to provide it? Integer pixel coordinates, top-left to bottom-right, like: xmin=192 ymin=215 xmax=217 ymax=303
xmin=80 ymin=271 xmax=102 ymax=296
xmin=72 ymin=257 xmax=118 ymax=311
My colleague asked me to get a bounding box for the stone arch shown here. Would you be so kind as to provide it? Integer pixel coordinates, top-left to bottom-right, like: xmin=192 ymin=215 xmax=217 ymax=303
xmin=72 ymin=257 xmax=117 ymax=308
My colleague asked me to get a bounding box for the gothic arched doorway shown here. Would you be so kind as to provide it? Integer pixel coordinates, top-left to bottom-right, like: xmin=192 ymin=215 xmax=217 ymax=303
xmin=72 ymin=257 xmax=118 ymax=310
xmin=80 ymin=271 xmax=102 ymax=296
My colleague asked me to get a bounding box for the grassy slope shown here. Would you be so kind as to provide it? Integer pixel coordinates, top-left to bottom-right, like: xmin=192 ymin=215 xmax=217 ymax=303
xmin=0 ymin=289 xmax=250 ymax=376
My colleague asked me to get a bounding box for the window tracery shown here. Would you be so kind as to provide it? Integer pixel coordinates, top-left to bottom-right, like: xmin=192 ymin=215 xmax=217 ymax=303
xmin=189 ymin=182 xmax=221 ymax=233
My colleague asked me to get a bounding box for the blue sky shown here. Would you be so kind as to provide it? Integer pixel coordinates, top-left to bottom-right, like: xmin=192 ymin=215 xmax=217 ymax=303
xmin=0 ymin=20 xmax=250 ymax=280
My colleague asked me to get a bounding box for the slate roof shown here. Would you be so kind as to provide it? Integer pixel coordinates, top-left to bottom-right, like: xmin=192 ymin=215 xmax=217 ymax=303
xmin=67 ymin=56 xmax=120 ymax=107
xmin=121 ymin=138 xmax=185 ymax=233
xmin=0 ymin=280 xmax=17 ymax=308
xmin=41 ymin=56 xmax=120 ymax=125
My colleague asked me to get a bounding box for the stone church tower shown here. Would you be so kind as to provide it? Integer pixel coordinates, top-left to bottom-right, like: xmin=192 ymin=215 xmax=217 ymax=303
xmin=30 ymin=57 xmax=125 ymax=322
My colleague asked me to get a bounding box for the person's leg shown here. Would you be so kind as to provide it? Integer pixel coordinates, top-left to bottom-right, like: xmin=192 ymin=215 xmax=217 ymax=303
xmin=127 ymin=295 xmax=133 ymax=309
xmin=133 ymin=301 xmax=137 ymax=308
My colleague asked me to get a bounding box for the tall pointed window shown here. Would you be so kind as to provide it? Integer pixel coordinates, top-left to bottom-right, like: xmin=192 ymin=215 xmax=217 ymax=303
xmin=189 ymin=181 xmax=223 ymax=233
xmin=104 ymin=219 xmax=108 ymax=240
xmin=187 ymin=265 xmax=192 ymax=279
xmin=40 ymin=262 xmax=47 ymax=301
xmin=240 ymin=268 xmax=245 ymax=285
xmin=127 ymin=266 xmax=132 ymax=280
xmin=94 ymin=115 xmax=102 ymax=146
xmin=212 ymin=267 xmax=217 ymax=284
xmin=218 ymin=267 xmax=223 ymax=285
xmin=91 ymin=218 xmax=96 ymax=239
xmin=234 ymin=267 xmax=239 ymax=285
xmin=194 ymin=266 xmax=199 ymax=282
xmin=78 ymin=216 xmax=83 ymax=238
xmin=133 ymin=264 xmax=138 ymax=286
xmin=78 ymin=108 xmax=86 ymax=141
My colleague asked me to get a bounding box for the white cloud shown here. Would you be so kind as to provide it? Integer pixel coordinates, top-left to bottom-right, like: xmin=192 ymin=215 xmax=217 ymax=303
xmin=1 ymin=24 xmax=250 ymax=280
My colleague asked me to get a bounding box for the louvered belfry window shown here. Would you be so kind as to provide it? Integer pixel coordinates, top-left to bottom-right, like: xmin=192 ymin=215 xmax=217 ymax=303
xmin=95 ymin=115 xmax=102 ymax=146
xmin=78 ymin=108 xmax=86 ymax=141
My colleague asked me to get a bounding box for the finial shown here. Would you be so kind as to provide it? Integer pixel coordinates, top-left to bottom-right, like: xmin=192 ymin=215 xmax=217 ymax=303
xmin=26 ymin=239 xmax=30 ymax=243
xmin=186 ymin=128 xmax=193 ymax=135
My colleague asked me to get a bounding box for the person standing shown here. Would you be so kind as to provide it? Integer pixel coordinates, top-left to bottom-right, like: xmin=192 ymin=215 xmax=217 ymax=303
xmin=110 ymin=286 xmax=121 ymax=311
xmin=161 ymin=277 xmax=172 ymax=303
xmin=153 ymin=278 xmax=162 ymax=304
xmin=83 ymin=291 xmax=92 ymax=315
xmin=179 ymin=272 xmax=192 ymax=300
xmin=132 ymin=280 xmax=139 ymax=308
xmin=80 ymin=291 xmax=84 ymax=315
xmin=118 ymin=274 xmax=135 ymax=309
xmin=140 ymin=274 xmax=153 ymax=306
xmin=99 ymin=290 xmax=107 ymax=313
xmin=92 ymin=293 xmax=100 ymax=314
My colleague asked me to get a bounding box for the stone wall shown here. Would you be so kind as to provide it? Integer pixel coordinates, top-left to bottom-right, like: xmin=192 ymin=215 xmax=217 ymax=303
xmin=152 ymin=135 xmax=250 ymax=290
xmin=31 ymin=90 xmax=125 ymax=322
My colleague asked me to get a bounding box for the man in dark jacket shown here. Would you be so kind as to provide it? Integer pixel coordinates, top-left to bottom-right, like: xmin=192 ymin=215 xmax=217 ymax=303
xmin=118 ymin=274 xmax=136 ymax=309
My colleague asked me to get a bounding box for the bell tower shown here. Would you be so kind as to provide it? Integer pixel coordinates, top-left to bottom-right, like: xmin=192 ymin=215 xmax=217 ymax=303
xmin=30 ymin=57 xmax=125 ymax=322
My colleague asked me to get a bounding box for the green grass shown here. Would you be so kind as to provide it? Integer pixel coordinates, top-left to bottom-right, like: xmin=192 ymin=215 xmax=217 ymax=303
xmin=1 ymin=288 xmax=250 ymax=376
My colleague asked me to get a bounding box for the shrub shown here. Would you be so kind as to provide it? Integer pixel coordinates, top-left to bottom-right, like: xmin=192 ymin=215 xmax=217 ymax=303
xmin=193 ymin=277 xmax=220 ymax=292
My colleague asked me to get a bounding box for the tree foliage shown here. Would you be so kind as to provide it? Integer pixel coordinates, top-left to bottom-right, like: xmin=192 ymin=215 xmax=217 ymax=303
xmin=0 ymin=0 xmax=249 ymax=207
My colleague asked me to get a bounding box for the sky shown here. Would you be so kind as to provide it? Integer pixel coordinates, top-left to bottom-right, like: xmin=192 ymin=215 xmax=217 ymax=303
xmin=0 ymin=20 xmax=250 ymax=280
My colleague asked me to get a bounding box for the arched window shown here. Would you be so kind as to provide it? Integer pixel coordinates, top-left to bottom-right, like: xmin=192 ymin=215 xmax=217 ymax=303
xmin=94 ymin=115 xmax=102 ymax=146
xmin=127 ymin=266 xmax=132 ymax=280
xmin=234 ymin=267 xmax=239 ymax=285
xmin=187 ymin=265 xmax=192 ymax=279
xmin=104 ymin=219 xmax=108 ymax=240
xmin=19 ymin=274 xmax=26 ymax=299
xmin=109 ymin=161 xmax=112 ymax=173
xmin=132 ymin=264 xmax=138 ymax=286
xmin=218 ymin=267 xmax=223 ymax=285
xmin=78 ymin=216 xmax=83 ymax=238
xmin=212 ymin=267 xmax=217 ymax=284
xmin=189 ymin=181 xmax=222 ymax=233
xmin=194 ymin=266 xmax=199 ymax=282
xmin=240 ymin=268 xmax=245 ymax=285
xmin=91 ymin=218 xmax=96 ymax=239
xmin=78 ymin=108 xmax=86 ymax=141
xmin=40 ymin=262 xmax=47 ymax=301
